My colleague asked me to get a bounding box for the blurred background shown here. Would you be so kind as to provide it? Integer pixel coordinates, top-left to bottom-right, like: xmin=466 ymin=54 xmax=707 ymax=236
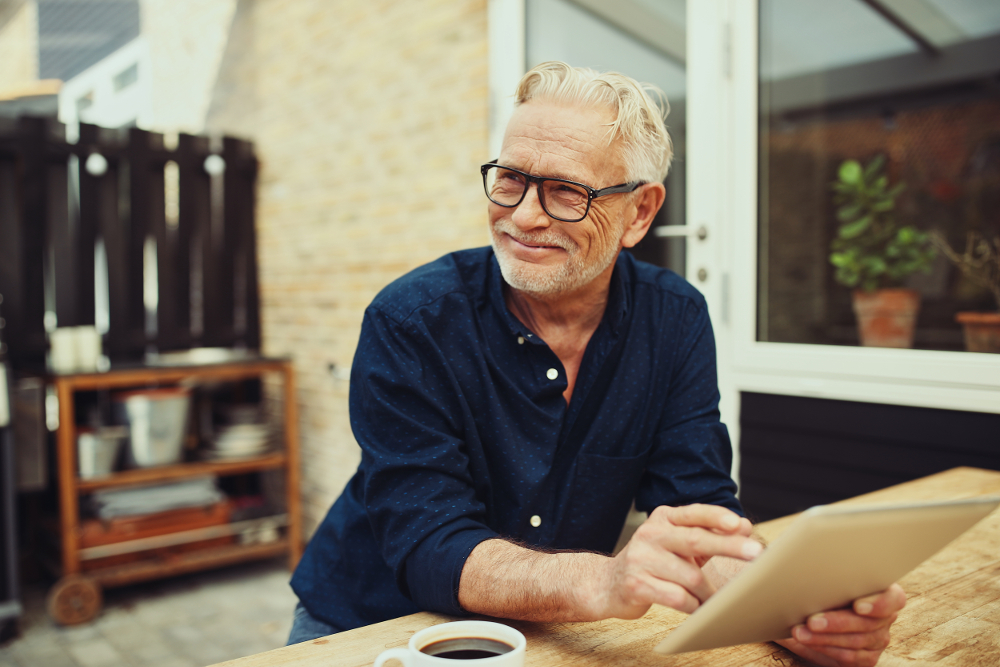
xmin=0 ymin=1 xmax=999 ymax=665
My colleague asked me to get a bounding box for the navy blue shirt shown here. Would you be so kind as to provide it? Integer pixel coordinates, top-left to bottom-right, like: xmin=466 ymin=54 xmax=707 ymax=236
xmin=290 ymin=247 xmax=741 ymax=631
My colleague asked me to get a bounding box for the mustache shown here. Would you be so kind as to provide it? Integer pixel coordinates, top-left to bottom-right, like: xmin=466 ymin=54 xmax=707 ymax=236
xmin=492 ymin=220 xmax=574 ymax=251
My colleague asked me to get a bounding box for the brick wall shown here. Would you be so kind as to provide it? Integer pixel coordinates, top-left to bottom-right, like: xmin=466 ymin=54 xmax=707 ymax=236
xmin=206 ymin=0 xmax=490 ymax=534
xmin=0 ymin=0 xmax=38 ymax=91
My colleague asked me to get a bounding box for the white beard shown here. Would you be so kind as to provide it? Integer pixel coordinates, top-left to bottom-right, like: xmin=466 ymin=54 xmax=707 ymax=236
xmin=490 ymin=218 xmax=624 ymax=295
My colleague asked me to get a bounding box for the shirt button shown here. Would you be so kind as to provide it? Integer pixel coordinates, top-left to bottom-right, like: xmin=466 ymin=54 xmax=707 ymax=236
xmin=517 ymin=336 xmax=525 ymax=345
xmin=546 ymin=368 xmax=558 ymax=380
xmin=530 ymin=515 xmax=542 ymax=528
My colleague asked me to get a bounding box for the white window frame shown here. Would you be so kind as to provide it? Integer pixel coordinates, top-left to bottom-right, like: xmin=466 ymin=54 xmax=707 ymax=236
xmin=488 ymin=0 xmax=526 ymax=160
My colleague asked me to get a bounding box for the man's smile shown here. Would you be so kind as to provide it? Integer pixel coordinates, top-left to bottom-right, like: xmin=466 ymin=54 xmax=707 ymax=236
xmin=509 ymin=234 xmax=563 ymax=250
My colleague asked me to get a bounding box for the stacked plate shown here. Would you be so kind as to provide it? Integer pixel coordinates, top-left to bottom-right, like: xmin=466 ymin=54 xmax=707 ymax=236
xmin=203 ymin=423 xmax=272 ymax=460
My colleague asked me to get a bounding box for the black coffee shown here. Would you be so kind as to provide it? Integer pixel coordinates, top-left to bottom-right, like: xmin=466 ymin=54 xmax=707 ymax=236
xmin=420 ymin=637 xmax=514 ymax=660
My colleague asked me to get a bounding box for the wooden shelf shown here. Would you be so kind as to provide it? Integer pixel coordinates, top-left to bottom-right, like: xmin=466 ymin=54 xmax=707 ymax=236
xmin=50 ymin=357 xmax=302 ymax=609
xmin=54 ymin=357 xmax=290 ymax=391
xmin=76 ymin=452 xmax=287 ymax=491
xmin=88 ymin=539 xmax=290 ymax=589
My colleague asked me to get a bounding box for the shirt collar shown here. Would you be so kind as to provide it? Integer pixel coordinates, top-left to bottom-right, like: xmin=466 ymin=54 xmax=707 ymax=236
xmin=487 ymin=250 xmax=632 ymax=340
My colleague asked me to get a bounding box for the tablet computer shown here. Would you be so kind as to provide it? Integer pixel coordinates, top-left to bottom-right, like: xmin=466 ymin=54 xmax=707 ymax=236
xmin=654 ymin=496 xmax=1000 ymax=656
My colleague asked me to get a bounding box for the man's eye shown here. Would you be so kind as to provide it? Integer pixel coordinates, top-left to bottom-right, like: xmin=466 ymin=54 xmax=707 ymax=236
xmin=550 ymin=183 xmax=586 ymax=199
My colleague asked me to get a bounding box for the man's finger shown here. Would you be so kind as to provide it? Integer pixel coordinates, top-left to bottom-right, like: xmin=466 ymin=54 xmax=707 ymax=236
xmin=616 ymin=528 xmax=715 ymax=609
xmin=655 ymin=525 xmax=763 ymax=562
xmin=636 ymin=576 xmax=703 ymax=614
xmin=655 ymin=504 xmax=746 ymax=534
xmin=801 ymin=609 xmax=896 ymax=635
xmin=792 ymin=624 xmax=892 ymax=651
xmin=854 ymin=583 xmax=907 ymax=617
xmin=623 ymin=540 xmax=717 ymax=603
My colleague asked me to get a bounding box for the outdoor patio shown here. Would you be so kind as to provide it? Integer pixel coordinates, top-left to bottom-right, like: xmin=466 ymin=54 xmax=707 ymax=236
xmin=0 ymin=558 xmax=296 ymax=667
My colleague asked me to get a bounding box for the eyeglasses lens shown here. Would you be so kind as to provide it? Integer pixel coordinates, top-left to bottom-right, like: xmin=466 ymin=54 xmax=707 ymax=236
xmin=485 ymin=166 xmax=590 ymax=222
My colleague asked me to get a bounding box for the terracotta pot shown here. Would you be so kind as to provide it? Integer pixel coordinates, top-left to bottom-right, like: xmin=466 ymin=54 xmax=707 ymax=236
xmin=955 ymin=312 xmax=1000 ymax=353
xmin=851 ymin=288 xmax=921 ymax=348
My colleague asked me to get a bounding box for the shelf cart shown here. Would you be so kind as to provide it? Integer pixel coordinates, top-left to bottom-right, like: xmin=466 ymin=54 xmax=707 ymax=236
xmin=46 ymin=357 xmax=301 ymax=625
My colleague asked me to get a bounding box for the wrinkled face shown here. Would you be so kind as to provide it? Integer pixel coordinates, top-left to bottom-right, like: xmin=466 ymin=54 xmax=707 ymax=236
xmin=489 ymin=100 xmax=634 ymax=296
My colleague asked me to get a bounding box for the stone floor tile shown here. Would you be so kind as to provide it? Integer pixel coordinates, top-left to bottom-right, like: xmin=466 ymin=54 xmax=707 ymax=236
xmin=163 ymin=623 xmax=205 ymax=645
xmin=5 ymin=626 xmax=57 ymax=649
xmin=6 ymin=640 xmax=78 ymax=667
xmin=10 ymin=651 xmax=78 ymax=667
xmin=101 ymin=631 xmax=147 ymax=653
xmin=211 ymin=644 xmax=256 ymax=663
xmin=94 ymin=612 xmax=145 ymax=635
xmin=66 ymin=638 xmax=126 ymax=667
xmin=132 ymin=604 xmax=187 ymax=629
xmin=179 ymin=639 xmax=234 ymax=666
xmin=6 ymin=558 xmax=293 ymax=667
xmin=55 ymin=623 xmax=103 ymax=643
xmin=127 ymin=639 xmax=180 ymax=664
xmin=144 ymin=657 xmax=199 ymax=667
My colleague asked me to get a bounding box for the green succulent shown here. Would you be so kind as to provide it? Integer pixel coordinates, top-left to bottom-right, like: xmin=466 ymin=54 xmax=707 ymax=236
xmin=829 ymin=156 xmax=936 ymax=292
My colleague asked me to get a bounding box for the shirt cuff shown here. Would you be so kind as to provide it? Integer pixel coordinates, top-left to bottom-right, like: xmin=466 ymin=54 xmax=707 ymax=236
xmin=404 ymin=524 xmax=499 ymax=616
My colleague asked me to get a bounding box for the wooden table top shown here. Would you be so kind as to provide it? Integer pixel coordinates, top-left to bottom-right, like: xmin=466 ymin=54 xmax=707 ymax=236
xmin=215 ymin=467 xmax=1000 ymax=667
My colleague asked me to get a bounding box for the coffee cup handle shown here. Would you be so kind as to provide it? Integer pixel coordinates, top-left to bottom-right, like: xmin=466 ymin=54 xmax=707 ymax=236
xmin=374 ymin=647 xmax=411 ymax=667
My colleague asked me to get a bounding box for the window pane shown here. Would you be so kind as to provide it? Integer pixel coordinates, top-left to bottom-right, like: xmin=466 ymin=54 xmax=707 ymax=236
xmin=758 ymin=0 xmax=1000 ymax=351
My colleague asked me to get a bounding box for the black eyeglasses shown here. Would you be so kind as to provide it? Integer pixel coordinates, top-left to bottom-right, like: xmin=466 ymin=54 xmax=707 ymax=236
xmin=481 ymin=161 xmax=645 ymax=223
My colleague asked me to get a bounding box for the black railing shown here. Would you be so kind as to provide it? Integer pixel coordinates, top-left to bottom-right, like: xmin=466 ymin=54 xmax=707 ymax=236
xmin=0 ymin=116 xmax=260 ymax=371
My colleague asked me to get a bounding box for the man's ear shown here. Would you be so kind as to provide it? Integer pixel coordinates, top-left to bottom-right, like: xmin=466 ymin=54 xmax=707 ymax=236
xmin=621 ymin=182 xmax=666 ymax=249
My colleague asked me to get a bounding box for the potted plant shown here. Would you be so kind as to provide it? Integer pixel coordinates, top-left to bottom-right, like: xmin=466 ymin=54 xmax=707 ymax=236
xmin=829 ymin=156 xmax=936 ymax=348
xmin=931 ymin=231 xmax=1000 ymax=353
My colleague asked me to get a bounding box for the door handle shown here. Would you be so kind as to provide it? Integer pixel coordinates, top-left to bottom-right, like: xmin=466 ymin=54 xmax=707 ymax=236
xmin=653 ymin=225 xmax=708 ymax=240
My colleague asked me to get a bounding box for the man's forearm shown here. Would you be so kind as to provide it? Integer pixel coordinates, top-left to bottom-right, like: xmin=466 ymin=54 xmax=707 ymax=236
xmin=458 ymin=538 xmax=611 ymax=622
xmin=458 ymin=506 xmax=762 ymax=622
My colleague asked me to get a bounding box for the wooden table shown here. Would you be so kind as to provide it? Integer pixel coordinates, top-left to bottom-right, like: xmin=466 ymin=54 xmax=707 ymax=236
xmin=215 ymin=467 xmax=1000 ymax=667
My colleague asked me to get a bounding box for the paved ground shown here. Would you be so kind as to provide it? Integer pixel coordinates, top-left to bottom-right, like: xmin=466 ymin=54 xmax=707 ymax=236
xmin=0 ymin=558 xmax=298 ymax=667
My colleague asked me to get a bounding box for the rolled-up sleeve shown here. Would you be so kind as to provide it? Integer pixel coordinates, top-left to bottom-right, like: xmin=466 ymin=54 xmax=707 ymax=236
xmin=635 ymin=299 xmax=743 ymax=516
xmin=350 ymin=305 xmax=498 ymax=616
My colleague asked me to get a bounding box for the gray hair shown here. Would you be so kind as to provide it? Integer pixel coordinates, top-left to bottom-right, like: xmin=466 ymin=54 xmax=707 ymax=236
xmin=514 ymin=61 xmax=673 ymax=183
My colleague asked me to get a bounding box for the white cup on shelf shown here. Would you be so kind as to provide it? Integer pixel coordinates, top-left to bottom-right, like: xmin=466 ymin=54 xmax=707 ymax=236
xmin=49 ymin=328 xmax=77 ymax=373
xmin=49 ymin=326 xmax=103 ymax=373
xmin=74 ymin=326 xmax=101 ymax=372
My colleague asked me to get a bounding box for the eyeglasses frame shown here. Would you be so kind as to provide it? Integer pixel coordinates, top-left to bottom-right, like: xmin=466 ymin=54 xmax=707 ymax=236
xmin=480 ymin=160 xmax=646 ymax=223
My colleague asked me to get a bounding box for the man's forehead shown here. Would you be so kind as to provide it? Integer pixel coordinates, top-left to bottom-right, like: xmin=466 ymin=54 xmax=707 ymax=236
xmin=500 ymin=100 xmax=623 ymax=181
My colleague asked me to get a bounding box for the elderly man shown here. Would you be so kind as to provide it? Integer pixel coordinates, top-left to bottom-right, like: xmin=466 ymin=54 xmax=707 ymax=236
xmin=288 ymin=62 xmax=905 ymax=667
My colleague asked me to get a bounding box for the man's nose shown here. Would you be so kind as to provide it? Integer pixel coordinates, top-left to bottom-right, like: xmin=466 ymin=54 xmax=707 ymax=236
xmin=510 ymin=183 xmax=551 ymax=230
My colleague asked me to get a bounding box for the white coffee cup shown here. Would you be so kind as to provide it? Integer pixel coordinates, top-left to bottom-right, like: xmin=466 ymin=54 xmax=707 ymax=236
xmin=74 ymin=326 xmax=102 ymax=372
xmin=49 ymin=327 xmax=77 ymax=373
xmin=373 ymin=621 xmax=525 ymax=667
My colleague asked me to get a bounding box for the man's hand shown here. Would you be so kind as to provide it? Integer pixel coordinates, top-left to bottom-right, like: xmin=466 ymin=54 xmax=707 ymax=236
xmin=776 ymin=584 xmax=907 ymax=667
xmin=594 ymin=504 xmax=761 ymax=619
xmin=458 ymin=504 xmax=760 ymax=623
